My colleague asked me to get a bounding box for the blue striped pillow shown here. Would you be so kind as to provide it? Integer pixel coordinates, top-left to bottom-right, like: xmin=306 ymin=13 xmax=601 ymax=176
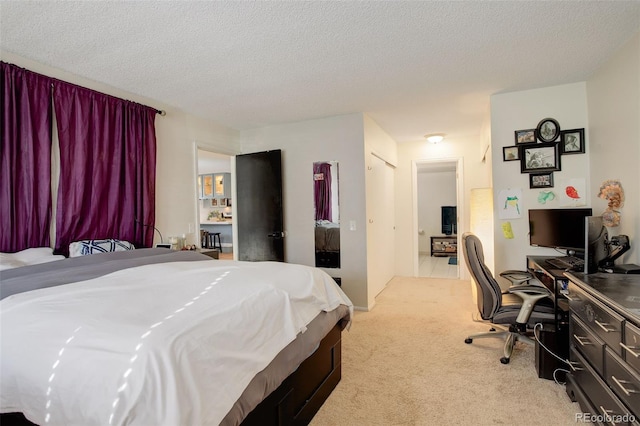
xmin=69 ymin=239 xmax=135 ymax=257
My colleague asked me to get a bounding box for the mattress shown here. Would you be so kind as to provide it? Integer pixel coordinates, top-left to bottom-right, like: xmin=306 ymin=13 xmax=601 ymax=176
xmin=0 ymin=249 xmax=352 ymax=425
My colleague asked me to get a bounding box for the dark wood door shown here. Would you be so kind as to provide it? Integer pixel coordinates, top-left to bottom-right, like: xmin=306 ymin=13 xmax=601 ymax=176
xmin=235 ymin=150 xmax=284 ymax=261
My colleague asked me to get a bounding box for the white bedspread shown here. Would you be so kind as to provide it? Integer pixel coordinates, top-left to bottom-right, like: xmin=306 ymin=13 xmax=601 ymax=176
xmin=0 ymin=247 xmax=64 ymax=271
xmin=0 ymin=260 xmax=352 ymax=426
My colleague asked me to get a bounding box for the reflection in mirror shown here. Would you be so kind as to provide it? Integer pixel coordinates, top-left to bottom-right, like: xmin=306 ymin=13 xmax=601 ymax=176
xmin=314 ymin=161 xmax=340 ymax=268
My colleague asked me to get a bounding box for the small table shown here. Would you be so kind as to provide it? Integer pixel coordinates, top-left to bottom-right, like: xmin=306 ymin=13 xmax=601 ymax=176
xmin=196 ymin=248 xmax=219 ymax=259
xmin=430 ymin=235 xmax=457 ymax=257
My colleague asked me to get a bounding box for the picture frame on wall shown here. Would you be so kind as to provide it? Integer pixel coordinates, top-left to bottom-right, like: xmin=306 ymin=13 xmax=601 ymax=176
xmin=536 ymin=117 xmax=560 ymax=142
xmin=514 ymin=129 xmax=536 ymax=144
xmin=529 ymin=172 xmax=554 ymax=189
xmin=503 ymin=146 xmax=520 ymax=161
xmin=211 ymin=198 xmax=218 ymax=207
xmin=561 ymin=128 xmax=585 ymax=154
xmin=220 ymin=198 xmax=227 ymax=207
xmin=520 ymin=142 xmax=561 ymax=173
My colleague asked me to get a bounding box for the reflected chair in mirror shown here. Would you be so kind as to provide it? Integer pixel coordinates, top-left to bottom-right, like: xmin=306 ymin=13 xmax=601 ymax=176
xmin=461 ymin=232 xmax=556 ymax=364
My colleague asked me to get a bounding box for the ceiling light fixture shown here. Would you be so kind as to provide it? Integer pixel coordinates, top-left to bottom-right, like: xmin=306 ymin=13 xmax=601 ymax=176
xmin=425 ymin=133 xmax=445 ymax=144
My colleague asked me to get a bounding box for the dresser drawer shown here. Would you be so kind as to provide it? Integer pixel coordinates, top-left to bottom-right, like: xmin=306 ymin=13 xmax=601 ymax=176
xmin=623 ymin=322 xmax=640 ymax=374
xmin=570 ymin=348 xmax=635 ymax=425
xmin=568 ymin=283 xmax=625 ymax=356
xmin=572 ymin=314 xmax=606 ymax=375
xmin=605 ymin=347 xmax=640 ymax=418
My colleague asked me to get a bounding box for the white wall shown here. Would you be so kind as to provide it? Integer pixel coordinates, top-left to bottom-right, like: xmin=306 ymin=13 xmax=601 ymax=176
xmin=1 ymin=51 xmax=240 ymax=249
xmin=417 ymin=170 xmax=457 ymax=253
xmin=239 ymin=113 xmax=370 ymax=309
xmin=490 ymin=83 xmax=590 ymax=286
xmin=395 ymin=136 xmax=492 ymax=278
xmin=586 ymin=31 xmax=640 ymax=265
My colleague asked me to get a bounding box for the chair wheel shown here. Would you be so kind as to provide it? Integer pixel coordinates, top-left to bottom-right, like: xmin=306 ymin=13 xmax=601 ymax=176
xmin=500 ymin=357 xmax=510 ymax=364
xmin=464 ymin=338 xmax=473 ymax=344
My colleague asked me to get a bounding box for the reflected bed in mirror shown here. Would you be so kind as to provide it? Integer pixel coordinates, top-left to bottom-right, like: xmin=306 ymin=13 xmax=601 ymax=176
xmin=314 ymin=161 xmax=340 ymax=268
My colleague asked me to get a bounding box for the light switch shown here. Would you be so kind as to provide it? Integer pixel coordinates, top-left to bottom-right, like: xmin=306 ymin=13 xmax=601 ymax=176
xmin=349 ymin=220 xmax=356 ymax=231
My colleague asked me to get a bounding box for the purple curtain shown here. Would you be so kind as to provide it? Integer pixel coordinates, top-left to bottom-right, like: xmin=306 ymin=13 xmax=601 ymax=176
xmin=314 ymin=162 xmax=332 ymax=221
xmin=0 ymin=62 xmax=53 ymax=252
xmin=53 ymin=82 xmax=157 ymax=255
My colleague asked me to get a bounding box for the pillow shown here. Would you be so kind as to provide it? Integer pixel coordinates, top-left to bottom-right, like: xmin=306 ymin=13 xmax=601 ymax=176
xmin=69 ymin=239 xmax=135 ymax=257
xmin=0 ymin=247 xmax=65 ymax=271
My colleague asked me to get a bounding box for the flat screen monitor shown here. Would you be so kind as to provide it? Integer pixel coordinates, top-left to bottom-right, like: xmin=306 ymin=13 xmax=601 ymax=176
xmin=442 ymin=206 xmax=457 ymax=235
xmin=528 ymin=208 xmax=593 ymax=254
xmin=584 ymin=216 xmax=609 ymax=274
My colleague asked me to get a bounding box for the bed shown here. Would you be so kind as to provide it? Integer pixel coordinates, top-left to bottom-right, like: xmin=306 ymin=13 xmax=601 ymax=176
xmin=314 ymin=221 xmax=340 ymax=268
xmin=0 ymin=249 xmax=352 ymax=425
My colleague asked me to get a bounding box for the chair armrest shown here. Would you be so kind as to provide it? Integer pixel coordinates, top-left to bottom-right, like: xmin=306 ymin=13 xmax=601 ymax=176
xmin=499 ymin=269 xmax=533 ymax=286
xmin=508 ymin=285 xmax=553 ymax=325
xmin=500 ymin=269 xmax=547 ymax=288
xmin=508 ymin=285 xmax=552 ymax=297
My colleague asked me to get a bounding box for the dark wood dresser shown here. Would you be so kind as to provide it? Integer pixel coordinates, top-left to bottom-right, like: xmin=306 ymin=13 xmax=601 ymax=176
xmin=564 ymin=272 xmax=640 ymax=425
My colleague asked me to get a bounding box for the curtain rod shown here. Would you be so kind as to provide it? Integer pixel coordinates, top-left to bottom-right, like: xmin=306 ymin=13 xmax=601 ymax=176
xmin=2 ymin=62 xmax=167 ymax=117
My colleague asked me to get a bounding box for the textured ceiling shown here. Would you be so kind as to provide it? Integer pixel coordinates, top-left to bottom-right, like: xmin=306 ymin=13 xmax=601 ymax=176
xmin=1 ymin=1 xmax=639 ymax=143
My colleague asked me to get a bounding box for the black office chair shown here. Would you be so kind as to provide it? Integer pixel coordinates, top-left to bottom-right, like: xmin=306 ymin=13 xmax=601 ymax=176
xmin=461 ymin=232 xmax=556 ymax=364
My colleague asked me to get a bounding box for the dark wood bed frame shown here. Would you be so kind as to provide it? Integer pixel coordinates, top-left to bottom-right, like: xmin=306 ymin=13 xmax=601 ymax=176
xmin=2 ymin=323 xmax=343 ymax=426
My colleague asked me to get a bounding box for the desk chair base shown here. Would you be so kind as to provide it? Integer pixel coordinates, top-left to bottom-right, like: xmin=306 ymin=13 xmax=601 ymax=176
xmin=464 ymin=324 xmax=535 ymax=364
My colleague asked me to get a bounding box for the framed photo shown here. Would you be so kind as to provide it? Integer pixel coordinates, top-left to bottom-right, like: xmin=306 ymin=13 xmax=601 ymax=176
xmin=502 ymin=146 xmax=519 ymax=161
xmin=220 ymin=198 xmax=227 ymax=207
xmin=211 ymin=198 xmax=218 ymax=207
xmin=529 ymin=172 xmax=554 ymax=189
xmin=561 ymin=128 xmax=585 ymax=154
xmin=536 ymin=117 xmax=560 ymax=142
xmin=520 ymin=142 xmax=561 ymax=173
xmin=514 ymin=129 xmax=536 ymax=144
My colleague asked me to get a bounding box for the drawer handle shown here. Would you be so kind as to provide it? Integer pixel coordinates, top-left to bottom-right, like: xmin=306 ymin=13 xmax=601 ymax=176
xmin=598 ymin=406 xmax=617 ymax=426
xmin=568 ymin=361 xmax=583 ymax=372
xmin=620 ymin=342 xmax=640 ymax=358
xmin=595 ymin=320 xmax=616 ymax=333
xmin=573 ymin=335 xmax=593 ymax=346
xmin=611 ymin=375 xmax=639 ymax=396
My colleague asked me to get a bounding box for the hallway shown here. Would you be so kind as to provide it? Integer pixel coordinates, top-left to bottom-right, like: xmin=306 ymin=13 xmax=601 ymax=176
xmin=418 ymin=254 xmax=458 ymax=279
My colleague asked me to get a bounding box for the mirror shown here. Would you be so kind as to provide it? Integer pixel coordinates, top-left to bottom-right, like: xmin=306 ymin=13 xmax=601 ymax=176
xmin=314 ymin=161 xmax=340 ymax=268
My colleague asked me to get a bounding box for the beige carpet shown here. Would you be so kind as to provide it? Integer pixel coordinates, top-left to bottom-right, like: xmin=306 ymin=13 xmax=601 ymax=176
xmin=311 ymin=276 xmax=580 ymax=425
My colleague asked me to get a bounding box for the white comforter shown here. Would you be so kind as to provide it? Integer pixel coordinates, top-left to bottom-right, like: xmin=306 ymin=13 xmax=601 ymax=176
xmin=0 ymin=260 xmax=352 ymax=425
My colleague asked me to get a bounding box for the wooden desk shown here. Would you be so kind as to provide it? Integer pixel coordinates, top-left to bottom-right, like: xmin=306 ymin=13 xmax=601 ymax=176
xmin=526 ymin=255 xmax=571 ymax=332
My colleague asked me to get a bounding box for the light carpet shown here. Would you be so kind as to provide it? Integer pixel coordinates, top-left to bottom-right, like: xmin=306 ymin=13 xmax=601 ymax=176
xmin=311 ymin=276 xmax=580 ymax=425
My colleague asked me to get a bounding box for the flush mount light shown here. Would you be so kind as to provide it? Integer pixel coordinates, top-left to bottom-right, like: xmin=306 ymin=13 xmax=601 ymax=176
xmin=425 ymin=133 xmax=445 ymax=144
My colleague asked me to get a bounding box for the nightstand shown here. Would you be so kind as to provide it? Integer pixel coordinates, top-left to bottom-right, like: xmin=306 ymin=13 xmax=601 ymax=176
xmin=196 ymin=248 xmax=219 ymax=259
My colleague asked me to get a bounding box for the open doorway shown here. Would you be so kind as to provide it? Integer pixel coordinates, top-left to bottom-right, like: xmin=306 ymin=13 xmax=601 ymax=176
xmin=414 ymin=159 xmax=462 ymax=278
xmin=196 ymin=149 xmax=234 ymax=260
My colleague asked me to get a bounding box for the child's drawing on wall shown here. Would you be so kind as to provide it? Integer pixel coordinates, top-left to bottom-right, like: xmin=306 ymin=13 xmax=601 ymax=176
xmin=498 ymin=188 xmax=523 ymax=219
xmin=559 ymin=178 xmax=586 ymax=207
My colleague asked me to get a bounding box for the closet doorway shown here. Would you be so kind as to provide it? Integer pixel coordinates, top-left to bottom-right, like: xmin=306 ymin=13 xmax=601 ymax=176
xmin=413 ymin=159 xmax=463 ymax=279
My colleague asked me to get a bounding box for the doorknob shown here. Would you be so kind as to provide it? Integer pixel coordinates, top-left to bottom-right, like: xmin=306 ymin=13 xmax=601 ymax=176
xmin=267 ymin=232 xmax=285 ymax=238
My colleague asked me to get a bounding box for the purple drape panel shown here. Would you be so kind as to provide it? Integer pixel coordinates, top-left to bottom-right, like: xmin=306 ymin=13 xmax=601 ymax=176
xmin=0 ymin=62 xmax=53 ymax=252
xmin=53 ymin=82 xmax=156 ymax=255
xmin=314 ymin=163 xmax=332 ymax=221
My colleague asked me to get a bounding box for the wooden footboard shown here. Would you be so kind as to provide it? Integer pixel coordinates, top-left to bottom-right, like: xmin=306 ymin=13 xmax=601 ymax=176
xmin=241 ymin=323 xmax=343 ymax=426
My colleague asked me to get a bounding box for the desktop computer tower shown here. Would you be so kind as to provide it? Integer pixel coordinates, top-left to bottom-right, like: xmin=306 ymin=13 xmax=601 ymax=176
xmin=535 ymin=324 xmax=568 ymax=381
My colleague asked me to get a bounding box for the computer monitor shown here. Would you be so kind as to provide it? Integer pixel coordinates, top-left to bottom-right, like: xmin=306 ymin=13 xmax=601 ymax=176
xmin=584 ymin=216 xmax=609 ymax=274
xmin=528 ymin=208 xmax=593 ymax=255
xmin=441 ymin=206 xmax=457 ymax=235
